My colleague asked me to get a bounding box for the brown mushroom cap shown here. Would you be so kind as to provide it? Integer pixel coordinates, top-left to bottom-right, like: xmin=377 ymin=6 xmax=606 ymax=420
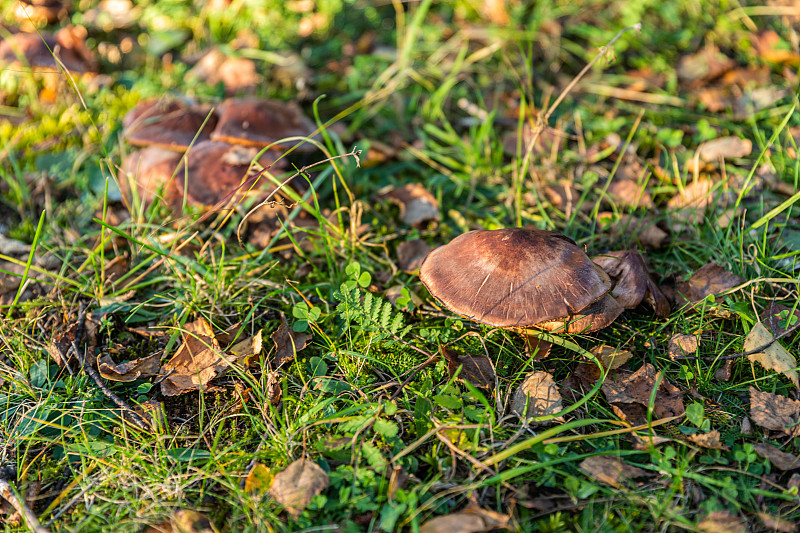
xmin=210 ymin=98 xmax=319 ymax=151
xmin=120 ymin=146 xmax=182 ymax=208
xmin=123 ymin=99 xmax=218 ymax=151
xmin=419 ymin=228 xmax=613 ymax=329
xmin=174 ymin=141 xmax=285 ymax=208
xmin=592 ymin=250 xmax=670 ymax=317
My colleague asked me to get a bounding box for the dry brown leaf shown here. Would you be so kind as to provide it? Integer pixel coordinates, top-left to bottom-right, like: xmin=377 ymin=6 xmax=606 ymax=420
xmin=419 ymin=505 xmax=510 ymax=533
xmin=579 ymin=455 xmax=650 ymax=488
xmin=511 ymin=371 xmax=564 ymax=424
xmin=697 ymin=511 xmax=746 ymax=533
xmin=752 ymin=30 xmax=800 ymax=65
xmin=244 ymin=463 xmax=274 ymax=495
xmin=677 ymin=45 xmax=736 ymax=85
xmin=607 ymin=178 xmax=653 ymax=209
xmin=758 ymin=512 xmax=797 ymax=533
xmin=97 ymin=352 xmax=161 ymax=382
xmin=696 ymin=136 xmax=752 ymax=163
xmin=384 ymin=183 xmax=440 ymax=227
xmin=667 ymin=179 xmax=714 ymax=227
xmin=632 ymin=434 xmax=672 ymax=450
xmin=397 ymin=239 xmax=431 ymax=273
xmin=668 ymin=334 xmax=698 ymax=361
xmin=45 ymin=321 xmax=80 ymax=367
xmin=143 ymin=510 xmax=219 ymax=533
xmin=745 ymin=322 xmax=798 ymax=388
xmin=715 ymin=359 xmax=733 ymax=382
xmin=269 ymin=459 xmax=329 ymax=516
xmin=589 ymin=344 xmax=633 ymax=370
xmin=752 ymin=442 xmax=800 ymax=471
xmin=442 ymin=348 xmax=495 ymax=388
xmin=602 ymin=363 xmax=685 ymax=425
xmin=227 ymin=330 xmax=263 ymax=366
xmin=749 ymin=387 xmax=800 ymax=437
xmin=266 ymin=371 xmax=282 ymax=405
xmin=270 ymin=317 xmax=311 ymax=368
xmin=160 ymin=318 xmax=225 ymax=397
xmin=675 ymin=263 xmax=744 ymax=304
xmin=686 ymin=430 xmax=728 ymax=450
xmin=596 ymin=213 xmax=668 ymax=249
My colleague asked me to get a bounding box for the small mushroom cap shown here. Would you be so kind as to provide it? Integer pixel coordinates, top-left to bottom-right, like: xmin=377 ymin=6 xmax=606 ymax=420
xmin=175 ymin=141 xmax=285 ymax=208
xmin=123 ymin=99 xmax=218 ymax=151
xmin=210 ymin=98 xmax=319 ymax=151
xmin=419 ymin=228 xmax=612 ymax=328
xmin=120 ymin=146 xmax=182 ymax=208
xmin=593 ymin=250 xmax=670 ymax=317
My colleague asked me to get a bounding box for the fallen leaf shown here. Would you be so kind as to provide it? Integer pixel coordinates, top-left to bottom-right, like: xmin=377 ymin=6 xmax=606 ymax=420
xmin=741 ymin=416 xmax=753 ymax=435
xmin=752 ymin=30 xmax=800 ymax=65
xmin=632 ymin=433 xmax=672 ymax=450
xmin=602 ymin=363 xmax=685 ymax=425
xmin=596 ymin=213 xmax=668 ymax=249
xmin=745 ymin=322 xmax=798 ymax=388
xmin=419 ymin=505 xmax=510 ymax=533
xmin=715 ymin=359 xmax=733 ymax=382
xmin=511 ymin=371 xmax=564 ymax=424
xmin=0 ymin=234 xmax=31 ymax=256
xmin=397 ymin=239 xmax=431 ymax=273
xmin=269 ymin=459 xmax=329 ymax=516
xmin=752 ymin=442 xmax=800 ymax=471
xmin=144 ymin=510 xmax=219 ymax=533
xmin=677 ymin=44 xmax=736 ymax=85
xmin=160 ymin=318 xmax=225 ymax=396
xmin=442 ymin=348 xmax=495 ymax=388
xmin=589 ymin=344 xmax=633 ymax=370
xmin=266 ymin=371 xmax=282 ymax=405
xmin=696 ymin=136 xmax=752 ymax=163
xmin=46 ymin=321 xmax=81 ymax=367
xmin=758 ymin=512 xmax=797 ymax=533
xmin=686 ymin=430 xmax=728 ymax=450
xmin=227 ymin=330 xmax=263 ymax=366
xmin=97 ymin=352 xmax=161 ymax=382
xmin=749 ymin=387 xmax=800 ymax=437
xmin=697 ymin=511 xmax=746 ymax=533
xmin=271 ymin=317 xmax=311 ymax=368
xmin=578 ymin=455 xmax=651 ymax=488
xmin=244 ymin=463 xmax=274 ymax=495
xmin=607 ymin=178 xmax=653 ymax=209
xmin=384 ymin=183 xmax=440 ymax=227
xmin=667 ymin=179 xmax=714 ymax=227
xmin=675 ymin=263 xmax=744 ymax=304
xmin=668 ymin=334 xmax=698 ymax=361
xmin=592 ymin=250 xmax=669 ymax=316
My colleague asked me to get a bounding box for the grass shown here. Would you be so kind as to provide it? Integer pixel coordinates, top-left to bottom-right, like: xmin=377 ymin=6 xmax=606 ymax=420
xmin=1 ymin=0 xmax=800 ymax=531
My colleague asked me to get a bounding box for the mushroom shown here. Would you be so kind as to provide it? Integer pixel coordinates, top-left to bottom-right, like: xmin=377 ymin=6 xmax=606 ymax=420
xmin=419 ymin=228 xmax=623 ymax=345
xmin=0 ymin=26 xmax=96 ymax=73
xmin=210 ymin=97 xmax=319 ymax=151
xmin=120 ymin=146 xmax=183 ymax=209
xmin=591 ymin=250 xmax=670 ymax=317
xmin=122 ymin=98 xmax=218 ymax=151
xmin=175 ymin=141 xmax=287 ymax=209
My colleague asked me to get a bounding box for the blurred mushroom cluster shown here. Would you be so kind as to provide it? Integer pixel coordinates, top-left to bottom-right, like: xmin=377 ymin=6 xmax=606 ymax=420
xmin=119 ymin=97 xmax=319 ymax=212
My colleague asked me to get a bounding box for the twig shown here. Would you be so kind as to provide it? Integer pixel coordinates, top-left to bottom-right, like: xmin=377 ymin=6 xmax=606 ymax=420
xmin=672 ymin=318 xmax=800 ymax=362
xmin=0 ymin=476 xmax=50 ymax=533
xmin=69 ymin=304 xmax=151 ymax=431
